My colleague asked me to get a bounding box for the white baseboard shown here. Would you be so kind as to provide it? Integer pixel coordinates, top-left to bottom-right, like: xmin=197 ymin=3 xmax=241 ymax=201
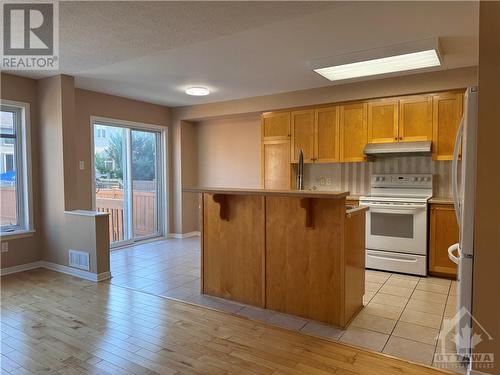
xmin=1 ymin=261 xmax=111 ymax=282
xmin=41 ymin=261 xmax=111 ymax=282
xmin=0 ymin=261 xmax=43 ymax=276
xmin=167 ymin=231 xmax=200 ymax=239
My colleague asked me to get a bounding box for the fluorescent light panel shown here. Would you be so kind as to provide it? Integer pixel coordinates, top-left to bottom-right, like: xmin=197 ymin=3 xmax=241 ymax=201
xmin=313 ymin=39 xmax=442 ymax=82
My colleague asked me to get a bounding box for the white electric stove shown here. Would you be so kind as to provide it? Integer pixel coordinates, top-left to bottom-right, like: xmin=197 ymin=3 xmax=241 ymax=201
xmin=360 ymin=174 xmax=433 ymax=276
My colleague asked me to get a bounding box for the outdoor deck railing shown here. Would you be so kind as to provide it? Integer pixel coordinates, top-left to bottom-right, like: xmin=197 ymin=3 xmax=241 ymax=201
xmin=96 ymin=187 xmax=156 ymax=243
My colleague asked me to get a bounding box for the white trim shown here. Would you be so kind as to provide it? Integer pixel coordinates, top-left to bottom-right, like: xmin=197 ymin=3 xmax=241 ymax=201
xmin=0 ymin=99 xmax=34 ymax=234
xmin=90 ymin=115 xmax=167 ymax=132
xmin=0 ymin=261 xmax=111 ymax=282
xmin=167 ymin=231 xmax=200 ymax=239
xmin=41 ymin=261 xmax=111 ymax=282
xmin=64 ymin=210 xmax=109 ymax=217
xmin=89 ymin=116 xmax=169 ymax=243
xmin=0 ymin=261 xmax=42 ymax=276
xmin=0 ymin=229 xmax=35 ymax=240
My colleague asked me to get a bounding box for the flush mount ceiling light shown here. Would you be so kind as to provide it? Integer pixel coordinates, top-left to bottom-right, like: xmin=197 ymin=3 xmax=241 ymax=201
xmin=312 ymin=38 xmax=442 ymax=82
xmin=185 ymin=87 xmax=210 ymax=96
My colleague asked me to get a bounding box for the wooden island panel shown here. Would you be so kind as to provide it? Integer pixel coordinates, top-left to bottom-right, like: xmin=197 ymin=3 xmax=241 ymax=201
xmin=187 ymin=187 xmax=366 ymax=328
xmin=265 ymin=196 xmax=346 ymax=326
xmin=202 ymin=193 xmax=265 ymax=306
xmin=344 ymin=208 xmax=366 ymax=324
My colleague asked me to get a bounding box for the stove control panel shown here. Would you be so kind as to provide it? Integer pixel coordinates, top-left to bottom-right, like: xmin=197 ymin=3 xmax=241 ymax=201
xmin=371 ymin=174 xmax=433 ymax=188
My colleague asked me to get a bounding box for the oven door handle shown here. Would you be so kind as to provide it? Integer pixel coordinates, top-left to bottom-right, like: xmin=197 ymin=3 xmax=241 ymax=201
xmin=368 ymin=208 xmax=420 ymax=215
xmin=361 ymin=202 xmax=427 ymax=210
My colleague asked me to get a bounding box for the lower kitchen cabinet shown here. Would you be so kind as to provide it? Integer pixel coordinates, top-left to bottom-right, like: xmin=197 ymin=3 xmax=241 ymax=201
xmin=429 ymin=203 xmax=459 ymax=278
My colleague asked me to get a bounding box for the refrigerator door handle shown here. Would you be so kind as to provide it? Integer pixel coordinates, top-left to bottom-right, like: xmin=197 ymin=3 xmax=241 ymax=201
xmin=452 ymin=116 xmax=464 ymax=224
xmin=448 ymin=243 xmax=460 ymax=265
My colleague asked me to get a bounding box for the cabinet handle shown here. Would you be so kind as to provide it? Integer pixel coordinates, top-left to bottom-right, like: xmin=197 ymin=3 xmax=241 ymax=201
xmin=394 ymin=137 xmax=398 ymax=141
xmin=399 ymin=136 xmax=403 ymax=140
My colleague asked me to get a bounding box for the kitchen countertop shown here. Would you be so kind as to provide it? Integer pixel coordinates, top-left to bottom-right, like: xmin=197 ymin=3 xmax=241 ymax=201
xmin=346 ymin=205 xmax=369 ymax=216
xmin=183 ymin=187 xmax=349 ymax=199
xmin=429 ymin=197 xmax=454 ymax=204
xmin=346 ymin=195 xmax=362 ymax=201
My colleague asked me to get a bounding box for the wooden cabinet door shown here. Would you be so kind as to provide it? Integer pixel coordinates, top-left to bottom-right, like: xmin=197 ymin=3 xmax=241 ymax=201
xmin=429 ymin=203 xmax=459 ymax=278
xmin=291 ymin=109 xmax=315 ymax=163
xmin=262 ymin=112 xmax=290 ymax=140
xmin=265 ymin=196 xmax=345 ymax=325
xmin=432 ymin=92 xmax=464 ymax=160
xmin=203 ymin=193 xmax=265 ymax=306
xmin=368 ymin=99 xmax=399 ymax=143
xmin=315 ymin=106 xmax=340 ymax=162
xmin=340 ymin=103 xmax=368 ymax=162
xmin=399 ymin=95 xmax=433 ymax=142
xmin=262 ymin=140 xmax=291 ymax=189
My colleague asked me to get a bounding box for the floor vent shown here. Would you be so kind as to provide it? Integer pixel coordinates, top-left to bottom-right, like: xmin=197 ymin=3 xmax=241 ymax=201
xmin=69 ymin=250 xmax=90 ymax=271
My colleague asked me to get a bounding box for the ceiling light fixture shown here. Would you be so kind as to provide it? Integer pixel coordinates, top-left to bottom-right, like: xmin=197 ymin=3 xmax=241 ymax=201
xmin=185 ymin=87 xmax=210 ymax=96
xmin=312 ymin=38 xmax=442 ymax=82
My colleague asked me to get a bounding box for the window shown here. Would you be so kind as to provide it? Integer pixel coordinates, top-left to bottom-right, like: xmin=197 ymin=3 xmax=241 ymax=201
xmin=0 ymin=102 xmax=33 ymax=235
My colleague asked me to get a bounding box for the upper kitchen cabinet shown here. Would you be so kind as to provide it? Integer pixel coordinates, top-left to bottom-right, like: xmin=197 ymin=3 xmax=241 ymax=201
xmin=398 ymin=95 xmax=433 ymax=142
xmin=432 ymin=91 xmax=464 ymax=160
xmin=262 ymin=111 xmax=290 ymax=140
xmin=315 ymin=106 xmax=340 ymax=163
xmin=367 ymin=99 xmax=399 ymax=143
xmin=340 ymin=103 xmax=368 ymax=162
xmin=291 ymin=109 xmax=315 ymax=163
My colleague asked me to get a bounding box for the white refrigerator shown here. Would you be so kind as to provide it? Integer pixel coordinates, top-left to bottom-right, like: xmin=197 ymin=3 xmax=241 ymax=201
xmin=448 ymin=86 xmax=478 ymax=360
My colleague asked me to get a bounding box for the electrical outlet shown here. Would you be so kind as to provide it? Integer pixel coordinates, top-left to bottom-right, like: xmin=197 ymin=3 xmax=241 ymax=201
xmin=319 ymin=177 xmax=326 ymax=186
xmin=326 ymin=177 xmax=332 ymax=186
xmin=1 ymin=242 xmax=8 ymax=253
xmin=79 ymin=160 xmax=85 ymax=170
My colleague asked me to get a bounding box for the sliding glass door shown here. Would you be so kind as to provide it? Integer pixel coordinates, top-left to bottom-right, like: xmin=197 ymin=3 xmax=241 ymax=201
xmin=93 ymin=121 xmax=163 ymax=247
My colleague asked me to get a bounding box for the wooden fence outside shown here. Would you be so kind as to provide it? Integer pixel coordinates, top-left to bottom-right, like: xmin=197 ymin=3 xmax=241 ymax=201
xmin=96 ymin=187 xmax=157 ymax=243
xmin=1 ymin=185 xmax=157 ymax=243
xmin=0 ymin=186 xmax=16 ymax=226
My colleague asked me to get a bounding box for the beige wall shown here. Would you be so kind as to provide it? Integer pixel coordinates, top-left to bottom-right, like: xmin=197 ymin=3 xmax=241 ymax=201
xmin=473 ymin=3 xmax=500 ymax=373
xmin=196 ymin=114 xmax=261 ymax=188
xmin=171 ymin=66 xmax=478 ymax=234
xmin=0 ymin=74 xmax=42 ymax=268
xmin=38 ymin=75 xmax=78 ymax=267
xmin=180 ymin=121 xmax=199 ymax=233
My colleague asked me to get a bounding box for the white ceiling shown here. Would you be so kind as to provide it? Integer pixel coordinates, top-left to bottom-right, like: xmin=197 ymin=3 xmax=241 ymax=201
xmin=12 ymin=1 xmax=479 ymax=107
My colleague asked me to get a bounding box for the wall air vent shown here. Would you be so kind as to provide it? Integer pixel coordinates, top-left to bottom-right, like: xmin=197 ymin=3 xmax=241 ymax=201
xmin=69 ymin=250 xmax=90 ymax=271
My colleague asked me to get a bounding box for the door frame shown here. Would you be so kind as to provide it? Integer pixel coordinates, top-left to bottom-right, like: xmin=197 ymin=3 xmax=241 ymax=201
xmin=89 ymin=116 xmax=169 ymax=247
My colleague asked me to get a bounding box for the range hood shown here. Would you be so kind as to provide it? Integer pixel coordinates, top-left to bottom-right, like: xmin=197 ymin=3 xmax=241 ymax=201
xmin=364 ymin=141 xmax=432 ymax=157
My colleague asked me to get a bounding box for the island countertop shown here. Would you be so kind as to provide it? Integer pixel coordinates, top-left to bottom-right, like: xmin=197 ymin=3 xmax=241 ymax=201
xmin=183 ymin=187 xmax=349 ymax=199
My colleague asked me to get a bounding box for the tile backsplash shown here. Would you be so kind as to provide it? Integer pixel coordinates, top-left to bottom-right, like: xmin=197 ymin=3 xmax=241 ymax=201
xmin=304 ymin=156 xmax=452 ymax=198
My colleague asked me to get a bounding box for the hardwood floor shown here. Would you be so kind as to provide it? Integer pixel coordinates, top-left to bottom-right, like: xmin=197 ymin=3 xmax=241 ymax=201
xmin=0 ymin=269 xmax=452 ymax=375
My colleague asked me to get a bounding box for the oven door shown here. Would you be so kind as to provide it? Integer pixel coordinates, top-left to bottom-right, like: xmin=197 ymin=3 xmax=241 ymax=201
xmin=363 ymin=202 xmax=427 ymax=255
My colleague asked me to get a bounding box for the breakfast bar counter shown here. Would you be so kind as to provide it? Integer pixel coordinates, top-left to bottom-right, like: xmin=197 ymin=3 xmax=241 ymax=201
xmin=184 ymin=187 xmax=367 ymax=327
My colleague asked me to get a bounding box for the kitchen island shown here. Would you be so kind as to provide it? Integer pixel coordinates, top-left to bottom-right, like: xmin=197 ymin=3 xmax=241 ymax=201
xmin=183 ymin=188 xmax=367 ymax=327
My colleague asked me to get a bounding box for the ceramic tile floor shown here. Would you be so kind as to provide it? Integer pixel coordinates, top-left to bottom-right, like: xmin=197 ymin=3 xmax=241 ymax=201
xmin=109 ymin=237 xmax=465 ymax=373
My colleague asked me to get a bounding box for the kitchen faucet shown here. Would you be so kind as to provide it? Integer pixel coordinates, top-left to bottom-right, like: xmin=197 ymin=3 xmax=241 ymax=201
xmin=296 ymin=149 xmax=304 ymax=190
